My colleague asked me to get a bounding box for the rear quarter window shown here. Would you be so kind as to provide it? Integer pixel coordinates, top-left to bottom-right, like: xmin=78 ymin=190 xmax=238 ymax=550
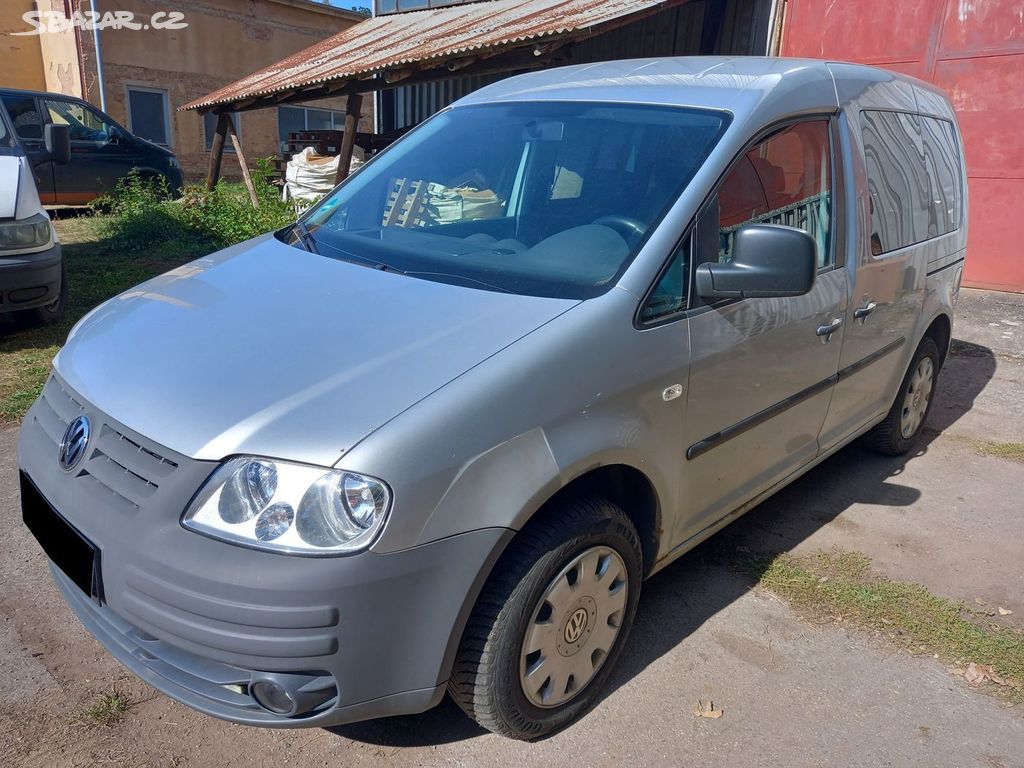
xmin=1 ymin=95 xmax=43 ymax=142
xmin=861 ymin=110 xmax=962 ymax=255
xmin=920 ymin=116 xmax=962 ymax=237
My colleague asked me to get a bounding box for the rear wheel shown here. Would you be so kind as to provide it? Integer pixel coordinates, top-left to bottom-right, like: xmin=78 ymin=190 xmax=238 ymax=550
xmin=863 ymin=336 xmax=939 ymax=455
xmin=449 ymin=497 xmax=642 ymax=740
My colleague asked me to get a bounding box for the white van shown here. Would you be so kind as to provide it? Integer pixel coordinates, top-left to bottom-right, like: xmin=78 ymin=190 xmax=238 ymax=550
xmin=0 ymin=110 xmax=69 ymax=326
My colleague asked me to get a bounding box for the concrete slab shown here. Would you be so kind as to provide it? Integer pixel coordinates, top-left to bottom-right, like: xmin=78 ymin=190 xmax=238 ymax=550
xmin=956 ymin=288 xmax=1024 ymax=361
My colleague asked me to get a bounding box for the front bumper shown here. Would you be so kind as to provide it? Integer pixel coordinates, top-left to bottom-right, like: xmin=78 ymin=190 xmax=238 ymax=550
xmin=18 ymin=374 xmax=511 ymax=727
xmin=0 ymin=241 xmax=62 ymax=312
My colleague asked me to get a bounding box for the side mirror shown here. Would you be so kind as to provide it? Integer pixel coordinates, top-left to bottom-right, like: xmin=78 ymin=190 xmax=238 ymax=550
xmin=44 ymin=123 xmax=71 ymax=165
xmin=695 ymin=224 xmax=817 ymax=300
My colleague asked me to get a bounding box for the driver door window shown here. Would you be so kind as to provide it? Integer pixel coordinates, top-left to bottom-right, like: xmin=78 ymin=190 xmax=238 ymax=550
xmin=717 ymin=120 xmax=832 ymax=267
xmin=44 ymin=99 xmax=112 ymax=144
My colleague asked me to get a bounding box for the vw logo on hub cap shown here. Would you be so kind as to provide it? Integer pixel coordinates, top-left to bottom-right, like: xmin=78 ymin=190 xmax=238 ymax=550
xmin=59 ymin=415 xmax=91 ymax=471
xmin=563 ymin=607 xmax=589 ymax=644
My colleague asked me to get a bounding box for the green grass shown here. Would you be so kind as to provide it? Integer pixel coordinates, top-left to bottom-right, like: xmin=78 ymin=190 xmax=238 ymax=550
xmin=81 ymin=688 xmax=131 ymax=726
xmin=745 ymin=550 xmax=1024 ymax=701
xmin=0 ymin=214 xmax=210 ymax=423
xmin=973 ymin=440 xmax=1024 ymax=463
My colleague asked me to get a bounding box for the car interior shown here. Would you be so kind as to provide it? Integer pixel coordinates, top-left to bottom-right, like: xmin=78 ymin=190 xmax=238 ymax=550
xmin=308 ymin=103 xmax=728 ymax=297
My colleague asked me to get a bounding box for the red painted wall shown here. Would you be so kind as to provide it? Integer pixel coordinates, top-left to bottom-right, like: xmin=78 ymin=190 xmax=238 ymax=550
xmin=781 ymin=0 xmax=1024 ymax=292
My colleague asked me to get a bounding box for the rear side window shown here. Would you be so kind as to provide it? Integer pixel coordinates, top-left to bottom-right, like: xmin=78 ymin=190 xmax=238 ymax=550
xmin=921 ymin=116 xmax=962 ymax=237
xmin=2 ymin=95 xmax=43 ymax=142
xmin=861 ymin=110 xmax=961 ymax=255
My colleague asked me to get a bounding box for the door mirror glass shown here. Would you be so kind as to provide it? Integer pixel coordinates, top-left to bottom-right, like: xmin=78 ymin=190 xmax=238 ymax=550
xmin=44 ymin=123 xmax=71 ymax=165
xmin=695 ymin=223 xmax=816 ymax=300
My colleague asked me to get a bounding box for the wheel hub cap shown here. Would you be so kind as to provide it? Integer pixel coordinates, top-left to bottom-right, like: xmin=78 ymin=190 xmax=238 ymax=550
xmin=519 ymin=546 xmax=628 ymax=709
xmin=900 ymin=356 xmax=934 ymax=439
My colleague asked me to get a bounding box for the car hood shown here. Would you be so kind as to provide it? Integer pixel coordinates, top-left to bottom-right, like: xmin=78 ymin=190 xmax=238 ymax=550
xmin=54 ymin=235 xmax=577 ymax=466
xmin=0 ymin=155 xmax=42 ymax=220
xmin=132 ymin=134 xmax=175 ymax=158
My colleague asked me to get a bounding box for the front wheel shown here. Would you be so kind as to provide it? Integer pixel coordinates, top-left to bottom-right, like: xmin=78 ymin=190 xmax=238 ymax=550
xmin=863 ymin=336 xmax=940 ymax=456
xmin=449 ymin=497 xmax=642 ymax=740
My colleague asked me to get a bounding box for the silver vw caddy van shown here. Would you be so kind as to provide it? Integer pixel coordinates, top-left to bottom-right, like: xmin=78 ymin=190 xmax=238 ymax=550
xmin=18 ymin=58 xmax=966 ymax=739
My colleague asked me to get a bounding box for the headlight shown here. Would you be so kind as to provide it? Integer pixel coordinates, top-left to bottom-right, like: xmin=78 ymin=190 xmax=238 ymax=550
xmin=0 ymin=212 xmax=52 ymax=250
xmin=182 ymin=457 xmax=391 ymax=555
xmin=168 ymin=155 xmax=181 ymax=170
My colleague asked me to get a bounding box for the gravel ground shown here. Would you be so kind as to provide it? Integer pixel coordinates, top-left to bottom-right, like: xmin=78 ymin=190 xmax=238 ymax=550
xmin=1 ymin=288 xmax=1021 ymax=768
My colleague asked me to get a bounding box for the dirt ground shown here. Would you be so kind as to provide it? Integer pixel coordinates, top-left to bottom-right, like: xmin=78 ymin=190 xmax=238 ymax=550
xmin=1 ymin=287 xmax=1022 ymax=768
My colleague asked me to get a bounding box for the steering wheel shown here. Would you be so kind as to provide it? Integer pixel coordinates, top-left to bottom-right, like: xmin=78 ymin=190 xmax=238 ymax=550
xmin=591 ymin=215 xmax=648 ymax=243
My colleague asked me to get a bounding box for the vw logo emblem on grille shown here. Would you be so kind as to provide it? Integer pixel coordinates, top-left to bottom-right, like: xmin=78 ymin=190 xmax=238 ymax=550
xmin=59 ymin=415 xmax=91 ymax=471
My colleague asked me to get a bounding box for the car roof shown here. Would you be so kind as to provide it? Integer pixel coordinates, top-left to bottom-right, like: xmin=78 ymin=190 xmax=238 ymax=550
xmin=455 ymin=56 xmax=953 ymax=122
xmin=0 ymin=87 xmax=84 ymax=100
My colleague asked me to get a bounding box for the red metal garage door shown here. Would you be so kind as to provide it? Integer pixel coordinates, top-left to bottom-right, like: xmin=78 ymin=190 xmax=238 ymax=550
xmin=780 ymin=0 xmax=1024 ymax=292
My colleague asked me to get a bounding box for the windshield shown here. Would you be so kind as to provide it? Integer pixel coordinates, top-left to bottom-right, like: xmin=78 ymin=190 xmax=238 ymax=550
xmin=299 ymin=102 xmax=729 ymax=299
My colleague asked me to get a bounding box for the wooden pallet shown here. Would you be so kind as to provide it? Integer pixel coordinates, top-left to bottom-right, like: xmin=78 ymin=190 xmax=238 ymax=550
xmin=382 ymin=178 xmax=429 ymax=227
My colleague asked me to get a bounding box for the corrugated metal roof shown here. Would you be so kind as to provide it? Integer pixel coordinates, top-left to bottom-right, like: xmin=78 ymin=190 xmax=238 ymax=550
xmin=182 ymin=0 xmax=682 ymax=112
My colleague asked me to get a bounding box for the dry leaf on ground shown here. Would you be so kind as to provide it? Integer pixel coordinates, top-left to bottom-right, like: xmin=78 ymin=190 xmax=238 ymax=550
xmin=693 ymin=700 xmax=724 ymax=719
xmin=998 ymin=607 xmax=1013 ymax=616
xmin=964 ymin=662 xmax=1008 ymax=686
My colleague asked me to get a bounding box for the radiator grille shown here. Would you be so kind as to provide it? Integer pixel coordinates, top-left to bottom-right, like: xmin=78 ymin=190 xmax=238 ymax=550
xmin=36 ymin=376 xmax=179 ymax=511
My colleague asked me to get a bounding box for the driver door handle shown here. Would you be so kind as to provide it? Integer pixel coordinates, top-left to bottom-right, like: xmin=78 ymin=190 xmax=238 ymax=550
xmin=816 ymin=317 xmax=843 ymax=341
xmin=854 ymin=301 xmax=877 ymax=323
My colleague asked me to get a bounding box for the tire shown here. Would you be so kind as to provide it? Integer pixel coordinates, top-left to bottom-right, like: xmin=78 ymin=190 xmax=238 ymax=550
xmin=12 ymin=262 xmax=68 ymax=329
xmin=449 ymin=497 xmax=642 ymax=740
xmin=863 ymin=336 xmax=940 ymax=456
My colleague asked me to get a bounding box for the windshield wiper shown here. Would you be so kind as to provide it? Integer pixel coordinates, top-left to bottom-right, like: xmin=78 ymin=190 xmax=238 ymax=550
xmin=403 ymin=270 xmax=513 ymax=294
xmin=302 ymin=237 xmax=509 ymax=292
xmin=291 ymin=220 xmax=320 ymax=255
xmin=313 ymin=237 xmax=407 ymax=274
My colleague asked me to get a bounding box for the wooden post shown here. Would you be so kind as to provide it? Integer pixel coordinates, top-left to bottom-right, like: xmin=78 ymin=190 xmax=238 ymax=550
xmin=226 ymin=115 xmax=259 ymax=208
xmin=206 ymin=112 xmax=230 ymax=191
xmin=334 ymin=92 xmax=363 ymax=185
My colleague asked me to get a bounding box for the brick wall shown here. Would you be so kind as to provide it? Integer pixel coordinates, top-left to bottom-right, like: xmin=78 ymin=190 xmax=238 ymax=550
xmin=75 ymin=0 xmax=371 ymax=182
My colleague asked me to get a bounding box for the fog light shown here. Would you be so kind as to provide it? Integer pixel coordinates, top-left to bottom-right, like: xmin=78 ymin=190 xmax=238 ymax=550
xmin=251 ymin=680 xmax=297 ymax=715
xmin=249 ymin=672 xmax=338 ymax=717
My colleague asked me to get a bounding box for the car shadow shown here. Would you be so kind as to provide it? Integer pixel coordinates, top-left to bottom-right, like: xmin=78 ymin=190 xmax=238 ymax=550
xmin=330 ymin=340 xmax=997 ymax=747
